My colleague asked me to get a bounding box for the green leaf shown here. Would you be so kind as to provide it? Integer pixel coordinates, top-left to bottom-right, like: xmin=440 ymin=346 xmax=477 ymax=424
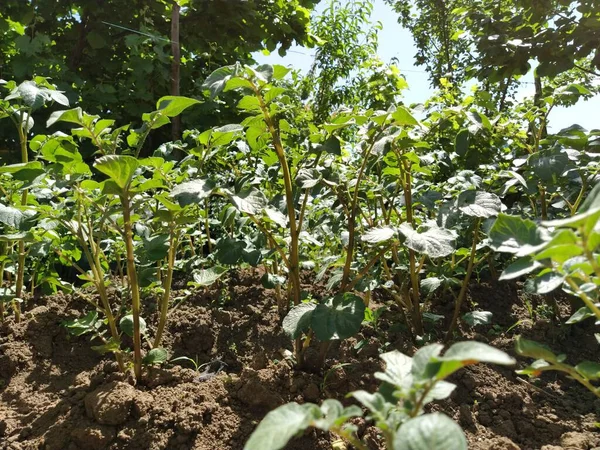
xmin=91 ymin=337 xmax=121 ymax=355
xmin=156 ymin=96 xmax=200 ymax=117
xmin=398 ymin=222 xmax=456 ymax=258
xmin=488 ymin=214 xmax=545 ymax=256
xmin=575 ymin=361 xmax=600 ymax=380
xmin=525 ymin=271 xmax=564 ymax=294
xmin=313 ymin=399 xmax=362 ymax=431
xmin=6 ymin=80 xmax=68 ymax=110
xmin=499 ymin=257 xmax=542 ymax=280
xmin=171 ymin=178 xmax=216 ymax=206
xmin=350 ymin=391 xmax=390 ymax=419
xmin=394 ymin=413 xmax=467 ymax=450
xmin=457 ymin=190 xmax=501 ymax=218
xmin=143 ymin=348 xmax=168 ymax=365
xmin=203 ymin=64 xmax=241 ymax=99
xmin=192 ymin=266 xmax=228 ymax=286
xmin=282 ymin=303 xmax=317 ymax=339
xmin=455 ymin=129 xmax=470 ymax=156
xmin=421 ymin=277 xmax=442 ymax=296
xmin=534 ymin=244 xmax=583 ymax=263
xmin=0 ymin=203 xmax=34 ymax=230
xmin=392 ymin=106 xmax=419 ymax=126
xmin=244 ymin=402 xmax=321 ymax=450
xmin=261 ymin=272 xmax=286 ymax=289
xmin=61 ymin=311 xmax=100 ymax=337
xmin=46 ymin=107 xmax=84 ymax=127
xmin=566 ymin=306 xmax=595 ymax=324
xmin=311 ymin=293 xmax=366 ymax=341
xmin=361 ymin=227 xmax=396 ymax=244
xmin=433 ymin=342 xmax=515 ymax=379
xmin=463 ymin=311 xmax=493 ymax=327
xmin=515 ymin=337 xmax=559 ymax=363
xmin=94 ymin=155 xmax=139 ymax=190
xmin=143 ymin=234 xmax=170 ymax=261
xmin=375 ymin=350 xmax=413 ymax=386
xmin=214 ymin=238 xmax=246 ymax=265
xmin=227 ymin=188 xmax=267 ymax=215
xmin=119 ymin=314 xmax=147 ymax=337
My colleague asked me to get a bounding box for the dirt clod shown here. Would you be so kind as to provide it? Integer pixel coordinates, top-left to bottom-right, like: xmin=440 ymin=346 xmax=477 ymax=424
xmin=84 ymin=381 xmax=137 ymax=425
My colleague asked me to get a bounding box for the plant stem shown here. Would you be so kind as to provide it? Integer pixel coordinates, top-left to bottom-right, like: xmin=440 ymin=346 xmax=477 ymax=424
xmin=153 ymin=223 xmax=177 ymax=348
xmin=445 ymin=218 xmax=481 ymax=342
xmin=341 ymin=132 xmax=383 ymax=291
xmin=252 ymin=83 xmax=301 ymax=308
xmin=120 ymin=191 xmax=143 ymax=379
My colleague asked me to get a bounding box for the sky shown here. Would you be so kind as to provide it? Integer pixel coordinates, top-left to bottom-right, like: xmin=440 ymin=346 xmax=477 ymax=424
xmin=254 ymin=0 xmax=599 ymax=132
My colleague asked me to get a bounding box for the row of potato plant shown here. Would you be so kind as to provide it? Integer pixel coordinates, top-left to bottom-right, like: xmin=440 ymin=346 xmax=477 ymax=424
xmin=0 ymin=63 xmax=598 ymax=447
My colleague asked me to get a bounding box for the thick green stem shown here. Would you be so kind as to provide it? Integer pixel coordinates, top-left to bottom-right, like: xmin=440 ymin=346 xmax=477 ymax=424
xmin=400 ymin=157 xmax=423 ymax=336
xmin=445 ymin=218 xmax=481 ymax=342
xmin=153 ymin=224 xmax=177 ymax=348
xmin=13 ymin=111 xmax=29 ymax=322
xmin=121 ymin=192 xmax=142 ymax=379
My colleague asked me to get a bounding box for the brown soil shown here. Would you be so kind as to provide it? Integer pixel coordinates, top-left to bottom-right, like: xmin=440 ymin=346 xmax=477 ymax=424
xmin=0 ymin=271 xmax=598 ymax=450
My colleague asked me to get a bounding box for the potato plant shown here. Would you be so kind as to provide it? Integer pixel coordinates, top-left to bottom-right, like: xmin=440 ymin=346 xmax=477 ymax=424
xmin=245 ymin=341 xmax=515 ymax=450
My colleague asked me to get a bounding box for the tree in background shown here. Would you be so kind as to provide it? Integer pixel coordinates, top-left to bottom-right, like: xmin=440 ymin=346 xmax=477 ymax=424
xmin=0 ymin=0 xmax=320 ymax=152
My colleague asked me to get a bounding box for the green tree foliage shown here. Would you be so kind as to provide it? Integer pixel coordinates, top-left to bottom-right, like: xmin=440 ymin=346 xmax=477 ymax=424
xmin=0 ymin=0 xmax=319 ymax=146
xmin=384 ymin=0 xmax=472 ymax=87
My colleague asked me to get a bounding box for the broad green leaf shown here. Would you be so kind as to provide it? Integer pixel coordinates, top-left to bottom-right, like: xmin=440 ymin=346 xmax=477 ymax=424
xmin=171 ymin=178 xmax=216 ymax=206
xmin=0 ymin=161 xmax=43 ymax=174
xmin=261 ymin=272 xmax=286 ymax=289
xmin=0 ymin=203 xmax=34 ymax=230
xmin=457 ymin=190 xmax=501 ymax=218
xmin=350 ymin=391 xmax=390 ymax=419
xmin=6 ymin=80 xmax=68 ymax=109
xmin=455 ymin=129 xmax=469 ymax=156
xmin=143 ymin=348 xmax=168 ymax=365
xmin=434 ymin=342 xmax=515 ymax=378
xmin=392 ymin=106 xmax=419 ymax=126
xmin=214 ymin=238 xmax=246 ymax=265
xmin=282 ymin=303 xmax=317 ymax=339
xmin=46 ymin=107 xmax=84 ymax=127
xmin=409 ymin=344 xmax=444 ymax=381
xmin=91 ymin=337 xmax=121 ymax=355
xmin=534 ymin=244 xmax=582 ymax=263
xmin=394 ymin=413 xmax=467 ymax=450
xmin=528 ymin=149 xmax=569 ymax=183
xmin=237 ymin=95 xmax=261 ymax=111
xmin=463 ymin=311 xmax=493 ymax=327
xmin=94 ymin=155 xmax=139 ymax=190
xmin=227 ymin=188 xmax=267 ymax=215
xmin=375 ymin=350 xmax=413 ymax=386
xmin=566 ymin=306 xmax=595 ymax=324
xmin=515 ymin=337 xmax=559 ymax=363
xmin=499 ymin=257 xmax=542 ymax=280
xmin=525 ymin=271 xmax=564 ymax=294
xmin=203 ymin=64 xmax=241 ymax=99
xmin=488 ymin=214 xmax=545 ymax=256
xmin=192 ymin=266 xmax=228 ymax=286
xmin=398 ymin=222 xmax=456 ymax=258
xmin=61 ymin=311 xmax=99 ymax=337
xmin=311 ymin=293 xmax=366 ymax=341
xmin=421 ymin=277 xmax=442 ymax=296
xmin=361 ymin=227 xmax=396 ymax=244
xmin=575 ymin=361 xmax=600 ymax=380
xmin=143 ymin=234 xmax=170 ymax=261
xmin=244 ymin=402 xmax=321 ymax=450
xmin=313 ymin=400 xmax=362 ymax=431
xmin=119 ymin=314 xmax=147 ymax=337
xmin=264 ymin=207 xmax=287 ymax=227
xmin=156 ymin=96 xmax=200 ymax=117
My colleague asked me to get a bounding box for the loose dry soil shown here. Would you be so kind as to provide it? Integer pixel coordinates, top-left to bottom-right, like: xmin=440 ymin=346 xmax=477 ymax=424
xmin=0 ymin=270 xmax=599 ymax=449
